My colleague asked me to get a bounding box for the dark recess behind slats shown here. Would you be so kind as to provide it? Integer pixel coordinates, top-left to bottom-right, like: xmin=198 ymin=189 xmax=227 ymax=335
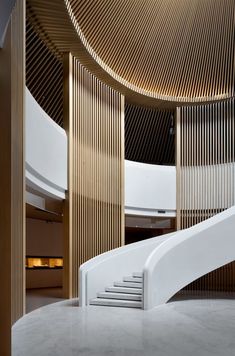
xmin=125 ymin=104 xmax=175 ymax=165
xmin=26 ymin=1 xmax=64 ymax=127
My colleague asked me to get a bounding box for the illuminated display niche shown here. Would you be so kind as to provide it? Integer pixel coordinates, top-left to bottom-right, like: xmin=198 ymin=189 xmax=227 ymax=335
xmin=26 ymin=257 xmax=63 ymax=269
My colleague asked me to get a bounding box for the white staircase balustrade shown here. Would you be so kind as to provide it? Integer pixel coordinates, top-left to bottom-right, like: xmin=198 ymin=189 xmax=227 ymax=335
xmin=144 ymin=206 xmax=235 ymax=309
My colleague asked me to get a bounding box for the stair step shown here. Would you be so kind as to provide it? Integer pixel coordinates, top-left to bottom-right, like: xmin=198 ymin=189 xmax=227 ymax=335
xmin=89 ymin=298 xmax=142 ymax=308
xmin=105 ymin=286 xmax=142 ymax=294
xmin=132 ymin=272 xmax=143 ymax=278
xmin=123 ymin=276 xmax=143 ymax=283
xmin=97 ymin=292 xmax=142 ymax=301
xmin=114 ymin=281 xmax=143 ymax=288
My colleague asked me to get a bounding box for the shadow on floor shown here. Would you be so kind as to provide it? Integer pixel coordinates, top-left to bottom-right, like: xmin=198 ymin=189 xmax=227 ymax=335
xmin=26 ymin=287 xmax=64 ymax=313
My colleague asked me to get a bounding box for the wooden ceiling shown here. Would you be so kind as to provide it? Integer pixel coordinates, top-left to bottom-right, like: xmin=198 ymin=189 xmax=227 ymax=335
xmin=27 ymin=0 xmax=235 ymax=108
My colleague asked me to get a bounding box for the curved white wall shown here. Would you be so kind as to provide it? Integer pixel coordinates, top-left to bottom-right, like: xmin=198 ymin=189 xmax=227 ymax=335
xmin=25 ymin=88 xmax=67 ymax=199
xmin=25 ymin=90 xmax=177 ymax=210
xmin=125 ymin=160 xmax=176 ymax=217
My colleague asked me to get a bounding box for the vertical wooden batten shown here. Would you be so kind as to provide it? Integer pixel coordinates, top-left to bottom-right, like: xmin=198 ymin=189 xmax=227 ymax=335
xmin=176 ymin=107 xmax=181 ymax=230
xmin=63 ymin=54 xmax=124 ymax=298
xmin=0 ymin=0 xmax=25 ymax=354
xmin=177 ymin=98 xmax=235 ymax=292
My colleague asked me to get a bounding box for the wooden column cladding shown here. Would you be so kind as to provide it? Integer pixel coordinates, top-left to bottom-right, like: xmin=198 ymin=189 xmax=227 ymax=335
xmin=63 ymin=54 xmax=124 ymax=298
xmin=0 ymin=0 xmax=25 ymax=354
xmin=177 ymin=98 xmax=235 ymax=292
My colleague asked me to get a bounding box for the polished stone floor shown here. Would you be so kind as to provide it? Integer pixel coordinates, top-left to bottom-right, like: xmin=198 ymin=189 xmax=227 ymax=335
xmin=26 ymin=287 xmax=64 ymax=313
xmin=13 ymin=293 xmax=235 ymax=356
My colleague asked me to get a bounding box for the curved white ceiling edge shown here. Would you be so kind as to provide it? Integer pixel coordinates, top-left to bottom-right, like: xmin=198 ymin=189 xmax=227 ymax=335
xmin=25 ymin=87 xmax=67 ymax=200
xmin=25 ymin=87 xmax=177 ymax=212
xmin=125 ymin=160 xmax=176 ymax=217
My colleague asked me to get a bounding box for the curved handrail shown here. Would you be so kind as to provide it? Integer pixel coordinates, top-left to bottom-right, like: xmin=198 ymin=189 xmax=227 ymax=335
xmin=143 ymin=206 xmax=235 ymax=309
xmin=79 ymin=231 xmax=177 ymax=306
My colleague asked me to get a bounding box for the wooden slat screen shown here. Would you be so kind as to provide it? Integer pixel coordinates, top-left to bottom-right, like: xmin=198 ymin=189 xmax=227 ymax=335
xmin=26 ymin=0 xmax=64 ymax=126
xmin=63 ymin=54 xmax=124 ymax=298
xmin=177 ymin=98 xmax=235 ymax=292
xmin=0 ymin=0 xmax=25 ymax=354
xmin=125 ymin=104 xmax=175 ymax=165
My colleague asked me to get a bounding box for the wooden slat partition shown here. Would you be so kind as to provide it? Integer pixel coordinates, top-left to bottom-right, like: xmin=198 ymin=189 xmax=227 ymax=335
xmin=177 ymin=98 xmax=235 ymax=291
xmin=26 ymin=1 xmax=64 ymax=126
xmin=0 ymin=0 xmax=25 ymax=354
xmin=63 ymin=54 xmax=124 ymax=298
xmin=125 ymin=104 xmax=175 ymax=165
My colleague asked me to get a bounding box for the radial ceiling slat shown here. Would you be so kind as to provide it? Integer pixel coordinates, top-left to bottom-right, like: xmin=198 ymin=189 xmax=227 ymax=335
xmin=27 ymin=0 xmax=235 ymax=107
xmin=68 ymin=0 xmax=235 ymax=101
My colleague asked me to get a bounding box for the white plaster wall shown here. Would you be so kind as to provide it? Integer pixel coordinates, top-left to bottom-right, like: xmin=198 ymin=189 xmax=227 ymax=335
xmin=25 ymin=88 xmax=67 ymax=199
xmin=125 ymin=160 xmax=176 ymax=216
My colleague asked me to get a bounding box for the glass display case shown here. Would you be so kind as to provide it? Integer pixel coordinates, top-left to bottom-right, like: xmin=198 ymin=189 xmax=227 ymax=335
xmin=26 ymin=256 xmax=63 ymax=269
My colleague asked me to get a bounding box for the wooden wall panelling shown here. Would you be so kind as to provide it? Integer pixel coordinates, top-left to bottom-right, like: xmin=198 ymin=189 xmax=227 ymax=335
xmin=0 ymin=0 xmax=25 ymax=354
xmin=11 ymin=0 xmax=26 ymax=325
xmin=177 ymin=98 xmax=235 ymax=292
xmin=63 ymin=53 xmax=124 ymax=298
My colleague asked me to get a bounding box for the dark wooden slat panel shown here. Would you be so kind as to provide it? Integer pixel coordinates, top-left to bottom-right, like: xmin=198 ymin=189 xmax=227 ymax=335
xmin=26 ymin=1 xmax=63 ymax=126
xmin=125 ymin=104 xmax=175 ymax=165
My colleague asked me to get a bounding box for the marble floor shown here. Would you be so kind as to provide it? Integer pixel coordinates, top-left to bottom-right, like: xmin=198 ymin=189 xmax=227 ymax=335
xmin=26 ymin=287 xmax=64 ymax=313
xmin=13 ymin=293 xmax=235 ymax=356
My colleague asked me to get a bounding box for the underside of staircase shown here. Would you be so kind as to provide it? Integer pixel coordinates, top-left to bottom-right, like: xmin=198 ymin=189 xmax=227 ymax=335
xmin=89 ymin=272 xmax=143 ymax=308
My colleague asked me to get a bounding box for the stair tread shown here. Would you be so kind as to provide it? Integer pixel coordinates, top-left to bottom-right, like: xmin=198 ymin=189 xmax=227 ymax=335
xmin=114 ymin=281 xmax=143 ymax=288
xmin=98 ymin=292 xmax=142 ymax=301
xmin=90 ymin=298 xmax=142 ymax=308
xmin=123 ymin=276 xmax=143 ymax=283
xmin=105 ymin=286 xmax=142 ymax=294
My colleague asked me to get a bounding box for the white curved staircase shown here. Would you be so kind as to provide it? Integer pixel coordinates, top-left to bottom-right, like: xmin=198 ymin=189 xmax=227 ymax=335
xmin=81 ymin=207 xmax=235 ymax=310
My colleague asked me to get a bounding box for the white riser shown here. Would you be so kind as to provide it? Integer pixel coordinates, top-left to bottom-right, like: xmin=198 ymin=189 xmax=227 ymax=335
xmin=105 ymin=286 xmax=142 ymax=294
xmin=132 ymin=272 xmax=143 ymax=278
xmin=90 ymin=298 xmax=142 ymax=308
xmin=123 ymin=276 xmax=143 ymax=283
xmin=97 ymin=292 xmax=142 ymax=301
xmin=114 ymin=281 xmax=143 ymax=288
